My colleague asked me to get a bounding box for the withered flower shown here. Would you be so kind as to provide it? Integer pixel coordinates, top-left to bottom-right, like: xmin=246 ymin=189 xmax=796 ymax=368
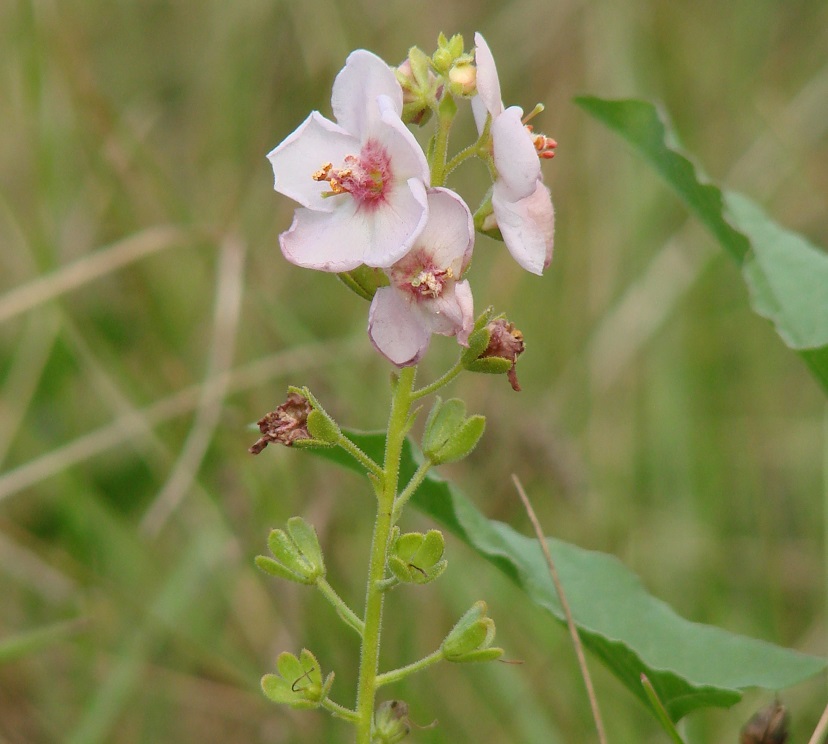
xmin=481 ymin=318 xmax=525 ymax=391
xmin=249 ymin=393 xmax=313 ymax=454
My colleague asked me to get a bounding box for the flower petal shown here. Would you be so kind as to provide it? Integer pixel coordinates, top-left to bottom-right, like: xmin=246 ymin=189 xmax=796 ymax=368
xmin=266 ymin=112 xmax=356 ymax=212
xmin=492 ymin=107 xmax=540 ymax=200
xmin=418 ymin=279 xmax=474 ymax=343
xmin=473 ymin=33 xmax=503 ymax=119
xmin=492 ymin=181 xmax=555 ymax=275
xmin=362 ymin=177 xmax=429 ymax=268
xmin=372 ymin=95 xmax=430 ymax=184
xmin=368 ymin=287 xmax=431 ymax=366
xmin=332 ymin=50 xmax=403 ymax=138
xmin=279 ymin=201 xmax=373 ymax=272
xmin=416 ymin=188 xmax=474 ymax=274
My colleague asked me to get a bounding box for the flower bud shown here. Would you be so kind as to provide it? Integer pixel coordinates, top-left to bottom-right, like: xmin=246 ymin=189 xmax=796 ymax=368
xmin=441 ymin=601 xmax=504 ymax=663
xmin=447 ymin=62 xmax=476 ymax=97
xmin=261 ymin=649 xmax=334 ymax=709
xmin=374 ymin=700 xmax=411 ymax=743
xmin=396 ymin=48 xmax=439 ymax=126
xmin=422 ymin=397 xmax=485 ymax=465
xmin=256 ymin=516 xmax=325 ymax=585
xmin=387 ymin=527 xmax=447 ymax=585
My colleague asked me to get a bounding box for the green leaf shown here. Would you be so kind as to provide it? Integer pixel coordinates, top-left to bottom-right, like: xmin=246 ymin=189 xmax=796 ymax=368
xmin=574 ymin=96 xmax=828 ymax=393
xmin=316 ymin=433 xmax=825 ymax=721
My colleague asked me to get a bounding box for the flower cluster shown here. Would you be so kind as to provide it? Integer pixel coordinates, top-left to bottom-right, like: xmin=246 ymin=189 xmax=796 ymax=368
xmin=267 ymin=33 xmax=555 ymax=367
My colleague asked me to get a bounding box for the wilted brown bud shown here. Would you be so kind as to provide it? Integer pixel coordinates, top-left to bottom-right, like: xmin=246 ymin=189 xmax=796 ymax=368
xmin=740 ymin=701 xmax=789 ymax=744
xmin=482 ymin=319 xmax=525 ymax=391
xmin=249 ymin=392 xmax=312 ymax=454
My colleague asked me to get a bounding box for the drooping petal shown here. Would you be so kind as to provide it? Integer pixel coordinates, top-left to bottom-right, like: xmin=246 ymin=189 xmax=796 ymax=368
xmin=266 ymin=112 xmax=356 ymax=211
xmin=473 ymin=33 xmax=503 ymax=119
xmin=415 ymin=188 xmax=474 ymax=273
xmin=368 ymin=287 xmax=431 ymax=366
xmin=332 ymin=50 xmax=403 ymax=138
xmin=362 ymin=177 xmax=429 ymax=267
xmin=492 ymin=107 xmax=540 ymax=201
xmin=279 ymin=201 xmax=373 ymax=272
xmin=418 ymin=279 xmax=474 ymax=343
xmin=492 ymin=180 xmax=555 ymax=275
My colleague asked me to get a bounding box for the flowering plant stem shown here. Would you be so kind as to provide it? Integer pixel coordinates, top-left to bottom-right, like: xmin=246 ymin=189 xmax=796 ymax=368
xmin=355 ymin=365 xmax=417 ymax=743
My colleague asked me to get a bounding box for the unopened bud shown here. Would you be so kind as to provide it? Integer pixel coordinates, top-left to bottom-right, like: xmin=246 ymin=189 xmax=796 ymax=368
xmin=448 ymin=62 xmax=476 ymax=97
xmin=441 ymin=601 xmax=504 ymax=663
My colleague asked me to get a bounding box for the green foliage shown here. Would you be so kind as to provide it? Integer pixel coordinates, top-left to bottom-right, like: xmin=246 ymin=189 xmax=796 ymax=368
xmin=317 ymin=432 xmax=825 ymax=721
xmin=574 ymin=96 xmax=828 ymax=393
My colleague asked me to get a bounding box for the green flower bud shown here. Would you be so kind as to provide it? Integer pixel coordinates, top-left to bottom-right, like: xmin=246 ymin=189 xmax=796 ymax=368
xmin=261 ymin=649 xmax=334 ymax=709
xmin=387 ymin=527 xmax=447 ymax=585
xmin=373 ymin=700 xmax=411 ymax=743
xmin=256 ymin=517 xmax=325 ymax=585
xmin=422 ymin=397 xmax=485 ymax=465
xmin=441 ymin=601 xmax=504 ymax=663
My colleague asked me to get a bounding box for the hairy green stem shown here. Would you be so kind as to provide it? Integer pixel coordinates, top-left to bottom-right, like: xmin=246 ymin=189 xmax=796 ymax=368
xmin=429 ymin=99 xmax=456 ymax=188
xmin=355 ymin=366 xmax=417 ymax=743
xmin=411 ymin=359 xmax=463 ymax=400
xmin=316 ymin=577 xmax=364 ymax=637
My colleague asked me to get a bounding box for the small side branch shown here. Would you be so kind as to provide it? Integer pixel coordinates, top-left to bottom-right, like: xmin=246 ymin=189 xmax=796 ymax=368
xmin=375 ymin=648 xmax=444 ymax=688
xmin=316 ymin=578 xmax=365 ymax=637
xmin=512 ymin=474 xmax=608 ymax=744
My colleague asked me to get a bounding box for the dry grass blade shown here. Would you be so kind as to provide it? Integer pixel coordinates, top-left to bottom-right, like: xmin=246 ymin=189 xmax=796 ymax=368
xmin=0 ymin=226 xmax=189 ymax=324
xmin=511 ymin=473 xmax=608 ymax=744
xmin=140 ymin=234 xmax=247 ymax=536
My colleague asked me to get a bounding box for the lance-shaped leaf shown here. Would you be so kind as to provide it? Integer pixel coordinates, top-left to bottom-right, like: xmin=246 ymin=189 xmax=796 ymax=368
xmin=574 ymin=96 xmax=828 ymax=394
xmin=315 ymin=433 xmax=825 ymax=721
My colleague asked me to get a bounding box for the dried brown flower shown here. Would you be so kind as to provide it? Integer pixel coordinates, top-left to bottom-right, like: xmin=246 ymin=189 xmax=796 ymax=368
xmin=249 ymin=392 xmax=312 ymax=454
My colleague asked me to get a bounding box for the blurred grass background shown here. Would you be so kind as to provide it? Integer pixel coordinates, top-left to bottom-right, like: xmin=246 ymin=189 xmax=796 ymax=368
xmin=1 ymin=0 xmax=827 ymax=742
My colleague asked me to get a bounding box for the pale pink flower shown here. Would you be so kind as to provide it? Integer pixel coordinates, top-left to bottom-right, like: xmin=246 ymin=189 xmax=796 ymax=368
xmin=368 ymin=189 xmax=475 ymax=366
xmin=267 ymin=50 xmax=430 ymax=272
xmin=472 ymin=33 xmax=555 ymax=276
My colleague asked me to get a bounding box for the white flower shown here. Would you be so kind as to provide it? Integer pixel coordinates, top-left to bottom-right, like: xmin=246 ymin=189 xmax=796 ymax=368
xmin=472 ymin=33 xmax=555 ymax=275
xmin=267 ymin=50 xmax=430 ymax=272
xmin=368 ymin=189 xmax=475 ymax=366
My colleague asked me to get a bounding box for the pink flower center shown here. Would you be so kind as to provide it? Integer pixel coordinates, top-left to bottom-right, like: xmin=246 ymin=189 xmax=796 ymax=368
xmin=312 ymin=139 xmax=392 ymax=208
xmin=391 ymin=249 xmax=454 ymax=300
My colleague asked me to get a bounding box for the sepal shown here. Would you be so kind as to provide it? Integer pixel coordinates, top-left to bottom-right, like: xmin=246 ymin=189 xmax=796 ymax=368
xmin=387 ymin=527 xmax=447 ymax=585
xmin=440 ymin=601 xmax=504 ymax=663
xmin=256 ymin=517 xmax=325 ymax=585
xmin=337 ymin=265 xmax=389 ymax=301
xmin=422 ymin=397 xmax=485 ymax=465
xmin=261 ymin=649 xmax=334 ymax=709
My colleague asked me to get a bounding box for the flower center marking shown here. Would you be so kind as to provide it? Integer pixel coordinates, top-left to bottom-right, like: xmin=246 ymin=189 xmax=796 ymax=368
xmin=312 ymin=140 xmax=392 ymax=206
